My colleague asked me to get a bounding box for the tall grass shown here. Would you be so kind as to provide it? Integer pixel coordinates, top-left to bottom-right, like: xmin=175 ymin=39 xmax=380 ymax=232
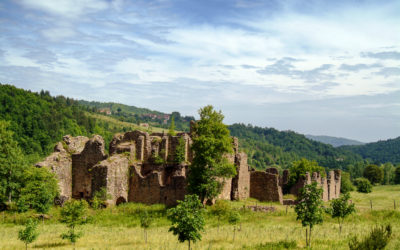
xmin=1 ymin=186 xmax=400 ymax=249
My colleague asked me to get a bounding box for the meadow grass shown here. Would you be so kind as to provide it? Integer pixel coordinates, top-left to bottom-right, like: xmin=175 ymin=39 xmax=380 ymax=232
xmin=1 ymin=185 xmax=400 ymax=249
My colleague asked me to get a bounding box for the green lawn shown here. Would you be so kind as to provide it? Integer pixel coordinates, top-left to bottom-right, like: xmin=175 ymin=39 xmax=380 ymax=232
xmin=1 ymin=185 xmax=400 ymax=249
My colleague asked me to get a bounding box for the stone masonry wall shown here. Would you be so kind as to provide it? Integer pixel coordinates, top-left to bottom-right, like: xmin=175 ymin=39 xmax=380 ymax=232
xmin=250 ymin=169 xmax=283 ymax=203
xmin=231 ymin=152 xmax=250 ymax=200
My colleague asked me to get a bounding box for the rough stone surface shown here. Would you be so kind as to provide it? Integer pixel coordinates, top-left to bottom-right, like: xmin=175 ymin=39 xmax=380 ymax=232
xmin=72 ymin=135 xmax=107 ymax=199
xmin=250 ymin=171 xmax=283 ymax=203
xmin=231 ymin=153 xmax=250 ymax=200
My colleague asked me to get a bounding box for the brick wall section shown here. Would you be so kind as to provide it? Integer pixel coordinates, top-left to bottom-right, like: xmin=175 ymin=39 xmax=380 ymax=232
xmin=327 ymin=170 xmax=336 ymax=200
xmin=72 ymin=135 xmax=106 ymax=199
xmin=321 ymin=177 xmax=329 ymax=201
xmin=250 ymin=171 xmax=283 ymax=203
xmin=334 ymin=170 xmax=342 ymax=199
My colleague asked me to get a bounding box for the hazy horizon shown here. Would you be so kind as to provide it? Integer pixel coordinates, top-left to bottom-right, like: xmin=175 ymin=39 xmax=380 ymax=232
xmin=1 ymin=0 xmax=399 ymax=142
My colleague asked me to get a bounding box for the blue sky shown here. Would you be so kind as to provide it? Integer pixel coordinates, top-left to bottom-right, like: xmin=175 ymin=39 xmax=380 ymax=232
xmin=0 ymin=0 xmax=399 ymax=142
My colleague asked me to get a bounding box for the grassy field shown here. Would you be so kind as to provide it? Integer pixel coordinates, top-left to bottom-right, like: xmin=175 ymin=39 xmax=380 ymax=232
xmin=1 ymin=185 xmax=400 ymax=249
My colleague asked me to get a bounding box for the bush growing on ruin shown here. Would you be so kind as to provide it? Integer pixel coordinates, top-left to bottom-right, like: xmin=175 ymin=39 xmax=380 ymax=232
xmin=327 ymin=193 xmax=355 ymax=235
xmin=354 ymin=177 xmax=372 ymax=193
xmin=174 ymin=137 xmax=186 ymax=164
xmin=140 ymin=210 xmax=152 ymax=243
xmin=60 ymin=199 xmax=88 ymax=246
xmin=295 ymin=182 xmax=324 ymax=247
xmin=363 ymin=164 xmax=383 ymax=185
xmin=18 ymin=218 xmax=39 ymax=250
xmin=168 ymin=194 xmax=205 ymax=250
xmin=168 ymin=117 xmax=176 ymax=136
xmin=188 ymin=105 xmax=236 ymax=203
xmin=91 ymin=187 xmax=111 ymax=209
xmin=288 ymin=158 xmax=325 ymax=188
xmin=349 ymin=224 xmax=392 ymax=250
xmin=340 ymin=171 xmax=355 ymax=194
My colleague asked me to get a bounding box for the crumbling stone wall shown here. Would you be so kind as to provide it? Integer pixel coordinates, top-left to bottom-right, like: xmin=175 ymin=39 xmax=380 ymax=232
xmin=72 ymin=135 xmax=106 ymax=199
xmin=36 ymin=135 xmax=89 ymax=199
xmin=91 ymin=154 xmax=130 ymax=205
xmin=250 ymin=169 xmax=283 ymax=203
xmin=231 ymin=152 xmax=250 ymax=200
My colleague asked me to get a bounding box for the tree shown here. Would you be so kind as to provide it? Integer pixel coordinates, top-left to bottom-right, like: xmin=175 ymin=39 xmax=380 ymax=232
xmin=363 ymin=164 xmax=383 ymax=185
xmin=60 ymin=199 xmax=88 ymax=246
xmin=394 ymin=166 xmax=400 ymax=184
xmin=328 ymin=193 xmax=355 ymax=235
xmin=168 ymin=117 xmax=176 ymax=136
xmin=167 ymin=194 xmax=205 ymax=250
xmin=340 ymin=171 xmax=355 ymax=194
xmin=382 ymin=163 xmax=395 ymax=185
xmin=173 ymin=137 xmax=186 ymax=164
xmin=140 ymin=210 xmax=153 ymax=244
xmin=295 ymin=182 xmax=324 ymax=247
xmin=187 ymin=105 xmax=236 ymax=203
xmin=228 ymin=210 xmax=240 ymax=242
xmin=17 ymin=167 xmax=59 ymax=214
xmin=354 ymin=177 xmax=372 ymax=193
xmin=288 ymin=158 xmax=325 ymax=188
xmin=18 ymin=219 xmax=39 ymax=250
xmin=0 ymin=120 xmax=26 ymax=205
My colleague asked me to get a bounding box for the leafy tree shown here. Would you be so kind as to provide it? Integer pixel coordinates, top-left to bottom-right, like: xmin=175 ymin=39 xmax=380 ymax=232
xmin=60 ymin=199 xmax=88 ymax=246
xmin=168 ymin=117 xmax=176 ymax=136
xmin=394 ymin=166 xmax=400 ymax=184
xmin=167 ymin=194 xmax=205 ymax=250
xmin=0 ymin=120 xmax=26 ymax=205
xmin=188 ymin=105 xmax=236 ymax=203
xmin=140 ymin=210 xmax=153 ymax=243
xmin=327 ymin=193 xmax=355 ymax=235
xmin=354 ymin=178 xmax=372 ymax=193
xmin=363 ymin=164 xmax=383 ymax=185
xmin=18 ymin=218 xmax=39 ymax=250
xmin=295 ymin=182 xmax=324 ymax=247
xmin=17 ymin=167 xmax=59 ymax=213
xmin=340 ymin=171 xmax=355 ymax=194
xmin=349 ymin=224 xmax=392 ymax=250
xmin=382 ymin=163 xmax=395 ymax=185
xmin=288 ymin=158 xmax=325 ymax=187
xmin=228 ymin=210 xmax=240 ymax=242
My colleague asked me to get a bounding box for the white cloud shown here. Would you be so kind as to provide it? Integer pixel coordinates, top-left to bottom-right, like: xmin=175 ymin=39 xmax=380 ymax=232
xmin=19 ymin=0 xmax=108 ymax=19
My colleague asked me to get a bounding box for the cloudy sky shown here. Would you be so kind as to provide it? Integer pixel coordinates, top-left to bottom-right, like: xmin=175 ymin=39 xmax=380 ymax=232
xmin=0 ymin=0 xmax=399 ymax=142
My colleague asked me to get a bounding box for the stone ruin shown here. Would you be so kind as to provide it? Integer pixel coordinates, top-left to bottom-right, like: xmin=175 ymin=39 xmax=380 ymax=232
xmin=249 ymin=168 xmax=341 ymax=204
xmin=36 ymin=131 xmax=341 ymax=206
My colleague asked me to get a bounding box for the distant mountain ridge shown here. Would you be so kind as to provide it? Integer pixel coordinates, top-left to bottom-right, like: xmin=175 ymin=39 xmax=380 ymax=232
xmin=305 ymin=135 xmax=365 ymax=147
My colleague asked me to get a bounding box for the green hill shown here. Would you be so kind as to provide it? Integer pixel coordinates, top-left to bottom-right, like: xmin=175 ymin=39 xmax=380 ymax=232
xmin=228 ymin=124 xmax=362 ymax=170
xmin=340 ymin=137 xmax=400 ymax=164
xmin=305 ymin=135 xmax=365 ymax=147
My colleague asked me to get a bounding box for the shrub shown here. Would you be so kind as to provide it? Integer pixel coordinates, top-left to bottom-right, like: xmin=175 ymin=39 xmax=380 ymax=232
xmin=354 ymin=178 xmax=372 ymax=193
xmin=91 ymin=187 xmax=111 ymax=209
xmin=18 ymin=219 xmax=39 ymax=250
xmin=348 ymin=224 xmax=392 ymax=250
xmin=288 ymin=159 xmax=325 ymax=188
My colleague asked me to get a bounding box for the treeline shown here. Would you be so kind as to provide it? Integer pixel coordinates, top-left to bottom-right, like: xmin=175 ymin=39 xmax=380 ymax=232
xmin=340 ymin=137 xmax=400 ymax=165
xmin=78 ymin=100 xmax=195 ymax=132
xmin=0 ymin=84 xmax=133 ymax=161
xmin=228 ymin=123 xmax=362 ymax=170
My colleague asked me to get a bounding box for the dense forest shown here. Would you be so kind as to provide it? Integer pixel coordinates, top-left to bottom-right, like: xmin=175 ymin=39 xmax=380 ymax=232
xmin=340 ymin=137 xmax=400 ymax=165
xmin=228 ymin=124 xmax=363 ymax=170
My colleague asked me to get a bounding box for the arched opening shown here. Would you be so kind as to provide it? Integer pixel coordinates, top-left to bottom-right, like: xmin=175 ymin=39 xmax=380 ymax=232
xmin=116 ymin=196 xmax=127 ymax=206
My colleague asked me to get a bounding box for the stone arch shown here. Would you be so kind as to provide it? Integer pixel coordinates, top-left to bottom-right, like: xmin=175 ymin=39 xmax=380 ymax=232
xmin=116 ymin=196 xmax=127 ymax=206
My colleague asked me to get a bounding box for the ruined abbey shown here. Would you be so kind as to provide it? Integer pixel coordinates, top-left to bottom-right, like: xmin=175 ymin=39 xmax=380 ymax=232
xmin=36 ymin=129 xmax=341 ymax=206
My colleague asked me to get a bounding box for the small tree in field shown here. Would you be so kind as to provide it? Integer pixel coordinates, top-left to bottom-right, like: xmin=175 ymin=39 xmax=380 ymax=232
xmin=328 ymin=193 xmax=355 ymax=235
xmin=168 ymin=194 xmax=205 ymax=250
xmin=295 ymin=182 xmax=324 ymax=247
xmin=140 ymin=210 xmax=153 ymax=243
xmin=228 ymin=210 xmax=240 ymax=242
xmin=209 ymin=200 xmax=231 ymax=232
xmin=18 ymin=219 xmax=39 ymax=250
xmin=60 ymin=199 xmax=88 ymax=247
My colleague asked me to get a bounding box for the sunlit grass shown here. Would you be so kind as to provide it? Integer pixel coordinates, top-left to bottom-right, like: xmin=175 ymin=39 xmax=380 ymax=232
xmin=1 ymin=186 xmax=400 ymax=249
